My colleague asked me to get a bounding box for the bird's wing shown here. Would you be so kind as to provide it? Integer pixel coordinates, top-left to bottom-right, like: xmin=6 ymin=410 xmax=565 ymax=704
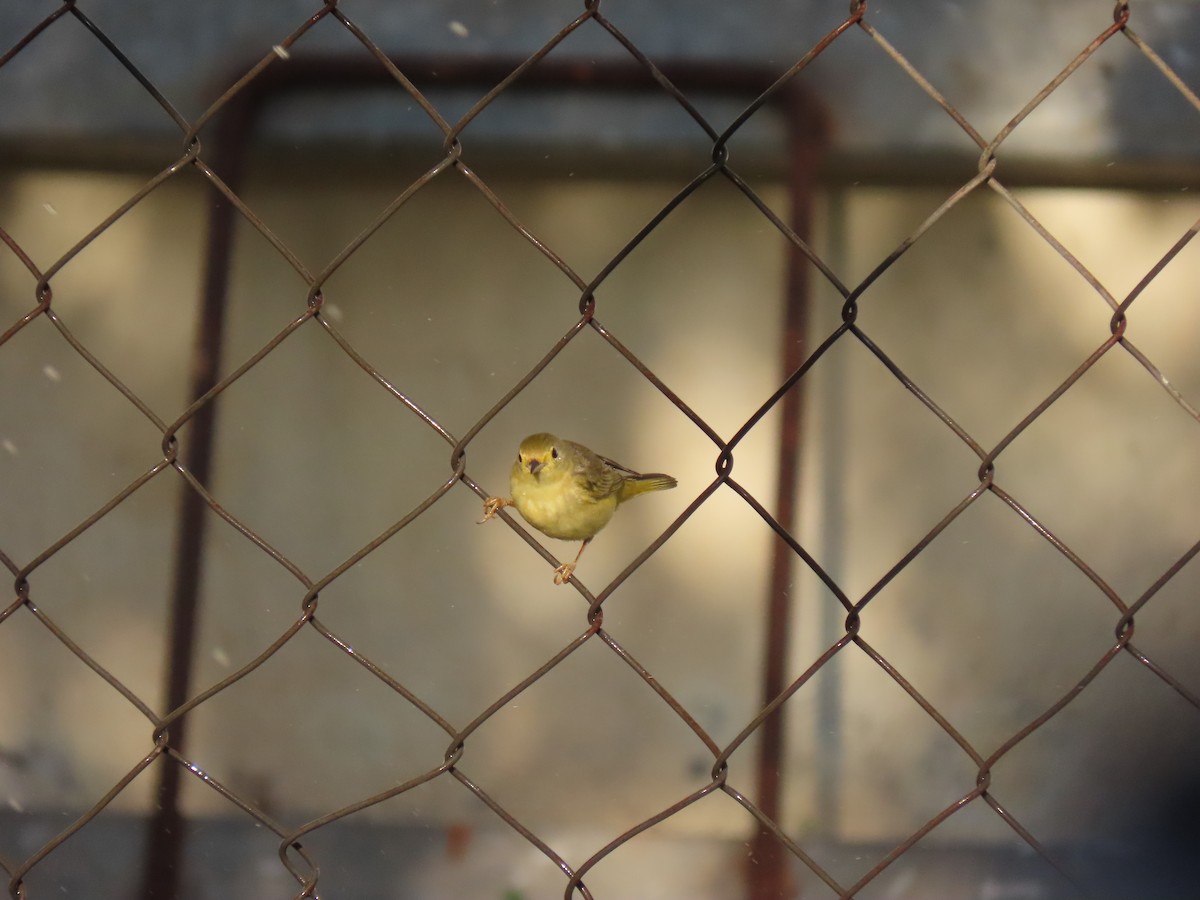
xmin=597 ymin=454 xmax=642 ymax=478
xmin=579 ymin=455 xmax=630 ymax=500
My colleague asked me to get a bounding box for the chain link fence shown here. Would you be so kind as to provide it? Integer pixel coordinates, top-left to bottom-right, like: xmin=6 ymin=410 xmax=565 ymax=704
xmin=2 ymin=2 xmax=1199 ymax=898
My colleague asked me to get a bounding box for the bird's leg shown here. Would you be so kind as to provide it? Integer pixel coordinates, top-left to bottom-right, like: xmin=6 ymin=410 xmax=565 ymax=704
xmin=553 ymin=538 xmax=592 ymax=585
xmin=477 ymin=497 xmax=512 ymax=524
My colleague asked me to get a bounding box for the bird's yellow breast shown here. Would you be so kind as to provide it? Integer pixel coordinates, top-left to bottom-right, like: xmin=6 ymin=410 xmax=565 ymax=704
xmin=510 ymin=466 xmax=619 ymax=541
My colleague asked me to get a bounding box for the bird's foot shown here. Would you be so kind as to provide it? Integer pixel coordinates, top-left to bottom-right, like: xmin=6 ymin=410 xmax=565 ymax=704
xmin=477 ymin=497 xmax=511 ymax=524
xmin=552 ymin=563 xmax=576 ymax=585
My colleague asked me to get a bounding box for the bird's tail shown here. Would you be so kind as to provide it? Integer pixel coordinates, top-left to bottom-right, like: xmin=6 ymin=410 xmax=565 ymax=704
xmin=620 ymin=473 xmax=677 ymax=501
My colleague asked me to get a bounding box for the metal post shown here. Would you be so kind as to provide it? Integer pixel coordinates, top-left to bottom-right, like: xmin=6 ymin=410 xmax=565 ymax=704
xmin=747 ymin=88 xmax=828 ymax=900
xmin=137 ymin=97 xmax=254 ymax=900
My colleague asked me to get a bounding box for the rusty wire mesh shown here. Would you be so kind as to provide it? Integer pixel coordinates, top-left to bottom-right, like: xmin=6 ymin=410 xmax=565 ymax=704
xmin=2 ymin=1 xmax=1200 ymax=898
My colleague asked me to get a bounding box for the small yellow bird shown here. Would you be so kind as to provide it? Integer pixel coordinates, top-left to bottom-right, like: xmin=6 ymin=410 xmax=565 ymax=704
xmin=478 ymin=433 xmax=677 ymax=584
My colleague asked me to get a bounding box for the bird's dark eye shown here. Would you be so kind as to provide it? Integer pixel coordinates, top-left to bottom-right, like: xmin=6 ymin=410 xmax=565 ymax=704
xmin=551 ymin=447 xmax=559 ymax=459
xmin=516 ymin=453 xmax=522 ymax=464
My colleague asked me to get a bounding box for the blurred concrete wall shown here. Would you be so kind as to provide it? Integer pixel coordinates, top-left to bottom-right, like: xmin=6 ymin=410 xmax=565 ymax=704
xmin=2 ymin=1 xmax=1199 ymax=175
xmin=2 ymin=167 xmax=1197 ymax=846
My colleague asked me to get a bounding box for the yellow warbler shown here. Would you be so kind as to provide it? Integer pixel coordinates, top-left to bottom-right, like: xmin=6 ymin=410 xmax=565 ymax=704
xmin=478 ymin=432 xmax=677 ymax=584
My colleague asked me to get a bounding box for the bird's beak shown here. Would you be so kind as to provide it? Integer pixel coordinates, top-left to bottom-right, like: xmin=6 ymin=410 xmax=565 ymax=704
xmin=527 ymin=459 xmax=542 ymax=476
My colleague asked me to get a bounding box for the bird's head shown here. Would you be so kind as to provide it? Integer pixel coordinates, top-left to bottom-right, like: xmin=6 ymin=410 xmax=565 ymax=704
xmin=516 ymin=432 xmax=566 ymax=481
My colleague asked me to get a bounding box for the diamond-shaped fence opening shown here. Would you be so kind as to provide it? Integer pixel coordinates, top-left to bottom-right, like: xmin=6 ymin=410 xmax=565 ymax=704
xmin=2 ymin=3 xmax=1199 ymax=899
